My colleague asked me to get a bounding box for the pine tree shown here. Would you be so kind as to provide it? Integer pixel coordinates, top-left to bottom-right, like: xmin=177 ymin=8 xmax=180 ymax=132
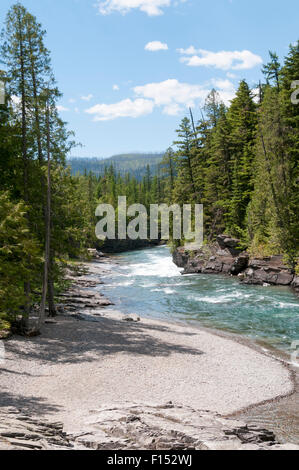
xmin=262 ymin=51 xmax=281 ymax=90
xmin=203 ymin=105 xmax=232 ymax=238
xmin=249 ymin=85 xmax=298 ymax=266
xmin=226 ymin=80 xmax=257 ymax=237
xmin=173 ymin=117 xmax=197 ymax=203
xmin=0 ymin=192 xmax=41 ymax=327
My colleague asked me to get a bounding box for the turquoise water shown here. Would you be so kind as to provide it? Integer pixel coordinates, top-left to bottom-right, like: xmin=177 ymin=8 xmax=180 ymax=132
xmin=101 ymin=246 xmax=299 ymax=353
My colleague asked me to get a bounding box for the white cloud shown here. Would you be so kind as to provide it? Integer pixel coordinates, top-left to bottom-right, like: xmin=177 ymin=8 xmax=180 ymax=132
xmin=81 ymin=94 xmax=94 ymax=101
xmin=226 ymin=72 xmax=237 ymax=79
xmin=57 ymin=105 xmax=69 ymax=112
xmin=178 ymin=47 xmax=263 ymax=70
xmin=85 ymin=78 xmax=236 ymax=121
xmin=134 ymin=79 xmax=207 ymax=114
xmin=113 ymin=84 xmax=120 ymax=91
xmin=134 ymin=78 xmax=235 ymax=114
xmin=96 ymin=0 xmax=178 ymax=16
xmin=69 ymin=98 xmax=76 ymax=103
xmin=85 ymin=98 xmax=154 ymax=121
xmin=210 ymin=78 xmax=235 ymax=91
xmin=145 ymin=41 xmax=168 ymax=51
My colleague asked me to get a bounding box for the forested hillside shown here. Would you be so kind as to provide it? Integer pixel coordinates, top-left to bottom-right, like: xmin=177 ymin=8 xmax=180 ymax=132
xmin=69 ymin=153 xmax=163 ymax=180
xmin=97 ymin=52 xmax=299 ymax=268
xmin=0 ymin=2 xmax=298 ymax=335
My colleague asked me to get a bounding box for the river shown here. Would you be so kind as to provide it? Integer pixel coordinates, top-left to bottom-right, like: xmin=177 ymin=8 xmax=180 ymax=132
xmin=100 ymin=245 xmax=299 ymax=443
xmin=101 ymin=245 xmax=299 ymax=353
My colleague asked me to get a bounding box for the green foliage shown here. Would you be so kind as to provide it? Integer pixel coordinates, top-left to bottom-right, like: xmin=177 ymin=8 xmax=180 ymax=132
xmin=0 ymin=1 xmax=298 ymax=331
xmin=0 ymin=192 xmax=41 ymax=319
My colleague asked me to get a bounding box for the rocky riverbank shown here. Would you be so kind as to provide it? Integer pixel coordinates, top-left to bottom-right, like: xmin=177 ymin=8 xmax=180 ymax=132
xmin=173 ymin=235 xmax=299 ymax=295
xmin=2 ymin=403 xmax=298 ymax=450
xmin=0 ymin=253 xmax=298 ymax=451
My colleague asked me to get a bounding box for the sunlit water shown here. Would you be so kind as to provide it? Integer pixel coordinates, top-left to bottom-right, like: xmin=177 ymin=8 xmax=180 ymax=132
xmin=101 ymin=246 xmax=299 ymax=353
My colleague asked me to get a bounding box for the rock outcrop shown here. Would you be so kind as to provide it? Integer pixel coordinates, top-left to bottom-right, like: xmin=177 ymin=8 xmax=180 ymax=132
xmin=70 ymin=403 xmax=298 ymax=451
xmin=0 ymin=408 xmax=73 ymax=450
xmin=172 ymin=235 xmax=249 ymax=277
xmin=242 ymin=256 xmax=294 ymax=286
xmin=291 ymin=276 xmax=299 ymax=295
xmin=2 ymin=403 xmax=298 ymax=451
xmin=172 ymin=235 xmax=295 ymax=290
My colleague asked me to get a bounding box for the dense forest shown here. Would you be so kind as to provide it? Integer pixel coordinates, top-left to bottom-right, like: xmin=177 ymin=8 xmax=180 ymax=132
xmin=97 ymin=52 xmax=299 ymax=266
xmin=0 ymin=3 xmax=298 ymax=335
xmin=69 ymin=153 xmax=164 ymax=180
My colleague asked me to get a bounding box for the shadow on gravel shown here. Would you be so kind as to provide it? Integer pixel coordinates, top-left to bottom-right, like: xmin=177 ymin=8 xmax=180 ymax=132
xmin=0 ymin=390 xmax=61 ymax=416
xmin=3 ymin=315 xmax=204 ymax=365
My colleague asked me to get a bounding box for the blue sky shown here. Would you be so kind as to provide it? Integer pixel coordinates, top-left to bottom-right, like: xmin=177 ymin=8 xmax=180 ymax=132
xmin=0 ymin=0 xmax=298 ymax=158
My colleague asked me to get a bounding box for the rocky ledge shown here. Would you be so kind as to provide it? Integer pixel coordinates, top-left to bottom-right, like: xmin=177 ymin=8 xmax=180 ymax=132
xmin=1 ymin=403 xmax=297 ymax=450
xmin=173 ymin=235 xmax=298 ymax=293
xmin=0 ymin=408 xmax=73 ymax=450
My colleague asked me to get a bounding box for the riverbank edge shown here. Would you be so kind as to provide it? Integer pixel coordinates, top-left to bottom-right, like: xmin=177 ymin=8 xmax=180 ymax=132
xmin=0 ymin=252 xmax=297 ymax=450
xmin=171 ymin=235 xmax=299 ymax=296
xmin=81 ymin=252 xmax=297 ymax=419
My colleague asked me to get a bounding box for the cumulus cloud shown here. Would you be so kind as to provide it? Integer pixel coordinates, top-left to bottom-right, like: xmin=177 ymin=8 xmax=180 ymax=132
xmin=96 ymin=0 xmax=177 ymax=16
xmin=134 ymin=78 xmax=235 ymax=113
xmin=134 ymin=79 xmax=207 ymax=114
xmin=113 ymin=84 xmax=120 ymax=91
xmin=85 ymin=98 xmax=154 ymax=121
xmin=81 ymin=94 xmax=94 ymax=102
xmin=85 ymin=78 xmax=236 ymax=121
xmin=145 ymin=41 xmax=168 ymax=51
xmin=178 ymin=47 xmax=263 ymax=70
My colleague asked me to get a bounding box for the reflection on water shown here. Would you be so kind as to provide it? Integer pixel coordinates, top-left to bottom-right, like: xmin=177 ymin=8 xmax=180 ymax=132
xmin=101 ymin=246 xmax=299 ymax=444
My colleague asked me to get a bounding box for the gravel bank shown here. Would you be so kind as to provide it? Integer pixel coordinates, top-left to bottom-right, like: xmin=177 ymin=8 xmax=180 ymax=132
xmin=0 ymin=260 xmax=294 ymax=445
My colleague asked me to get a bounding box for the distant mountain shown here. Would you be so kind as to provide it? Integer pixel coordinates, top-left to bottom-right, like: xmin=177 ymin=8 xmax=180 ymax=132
xmin=68 ymin=153 xmax=164 ymax=180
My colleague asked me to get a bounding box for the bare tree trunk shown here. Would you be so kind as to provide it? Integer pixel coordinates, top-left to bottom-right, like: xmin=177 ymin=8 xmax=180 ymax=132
xmin=47 ymin=268 xmax=57 ymax=317
xmin=38 ymin=101 xmax=51 ymax=329
xmin=189 ymin=107 xmax=197 ymax=136
xmin=28 ymin=35 xmax=49 ymax=326
xmin=45 ymin=100 xmax=57 ymax=318
xmin=17 ymin=13 xmax=30 ymax=332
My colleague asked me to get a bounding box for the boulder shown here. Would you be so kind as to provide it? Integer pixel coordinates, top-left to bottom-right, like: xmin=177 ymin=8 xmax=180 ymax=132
xmin=216 ymin=235 xmax=243 ymax=256
xmin=291 ymin=276 xmax=299 ymax=296
xmin=230 ymin=253 xmax=249 ymax=275
xmin=172 ymin=248 xmax=190 ymax=268
xmin=123 ymin=314 xmax=140 ymax=323
xmin=202 ymin=261 xmax=223 ymax=274
xmin=242 ymin=257 xmax=294 ymax=286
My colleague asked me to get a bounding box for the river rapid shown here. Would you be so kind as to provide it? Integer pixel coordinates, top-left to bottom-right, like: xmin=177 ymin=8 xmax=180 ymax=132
xmin=99 ymin=245 xmax=299 ymax=443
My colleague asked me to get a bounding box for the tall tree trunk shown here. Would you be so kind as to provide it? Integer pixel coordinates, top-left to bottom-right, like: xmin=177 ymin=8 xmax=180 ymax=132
xmin=45 ymin=100 xmax=57 ymax=318
xmin=17 ymin=13 xmax=30 ymax=332
xmin=28 ymin=34 xmax=48 ymax=324
xmin=47 ymin=265 xmax=57 ymax=317
xmin=38 ymin=101 xmax=51 ymax=329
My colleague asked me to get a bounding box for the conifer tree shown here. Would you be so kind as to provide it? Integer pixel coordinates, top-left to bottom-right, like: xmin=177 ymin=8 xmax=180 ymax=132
xmin=226 ymin=80 xmax=257 ymax=236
